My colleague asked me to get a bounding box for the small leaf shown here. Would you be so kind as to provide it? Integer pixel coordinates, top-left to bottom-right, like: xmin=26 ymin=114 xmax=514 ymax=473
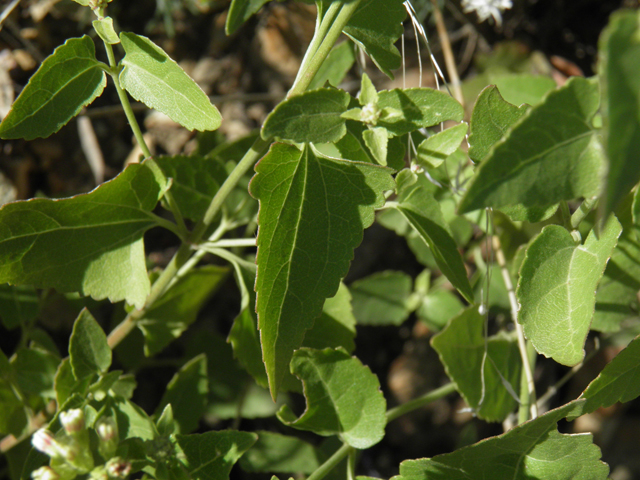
xmin=277 ymin=348 xmax=386 ymax=449
xmin=416 ymin=123 xmax=468 ymax=169
xmin=0 ymin=350 xmax=29 ymax=436
xmin=338 ymin=0 xmax=406 ymax=78
xmin=137 ymin=266 xmax=228 ymax=356
xmin=114 ymin=399 xmax=158 ymax=440
xmin=0 ymin=36 xmax=105 ymax=140
xmin=309 ymin=41 xmax=356 ymax=90
xmin=239 ymin=432 xmax=321 ymax=474
xmin=250 ymin=143 xmax=394 ymax=397
xmin=517 ymin=216 xmax=622 ymax=366
xmin=393 ymin=401 xmax=608 ymax=480
xmin=225 ymin=0 xmax=270 ymax=35
xmin=155 ymin=355 xmax=208 ymax=434
xmin=0 ymin=161 xmax=165 ymax=308
xmin=69 ymin=309 xmax=111 ymax=380
xmin=261 ymin=88 xmax=351 ymax=143
xmin=358 ymin=73 xmax=378 ymax=106
xmin=119 ymin=32 xmax=221 ymax=132
xmin=396 ymin=170 xmax=473 ymax=303
xmin=459 ymin=77 xmax=604 ymax=213
xmin=567 ymin=334 xmax=640 ymax=420
xmin=377 ymin=88 xmax=464 ymax=136
xmin=349 ymin=271 xmax=413 ymax=325
xmin=362 ymin=127 xmax=388 ymax=165
xmin=174 ymin=430 xmax=257 ymax=480
xmin=600 ymin=10 xmax=640 ymax=216
xmin=92 ymin=17 xmax=120 ymax=45
xmin=431 ymin=307 xmax=521 ymax=422
xmin=468 ymin=86 xmax=528 ymax=163
xmin=417 ymin=288 xmax=464 ymax=332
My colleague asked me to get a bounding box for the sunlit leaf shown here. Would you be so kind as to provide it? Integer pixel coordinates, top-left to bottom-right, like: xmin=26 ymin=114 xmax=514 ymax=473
xmin=277 ymin=348 xmax=386 ymax=449
xmin=393 ymin=401 xmax=608 ymax=480
xmin=431 ymin=307 xmax=521 ymax=422
xmin=459 ymin=77 xmax=604 ymax=213
xmin=225 ymin=0 xmax=270 ymax=35
xmin=69 ymin=308 xmax=111 ymax=380
xmin=599 ymin=9 xmax=640 ymax=217
xmin=250 ymin=143 xmax=394 ymax=397
xmin=0 ymin=36 xmax=105 ymax=140
xmin=119 ymin=32 xmax=221 ymax=131
xmin=517 ymin=217 xmax=621 ymax=366
xmin=0 ymin=161 xmax=166 ymax=308
xmin=261 ymin=88 xmax=351 ymax=143
xmin=416 ymin=123 xmax=467 ymax=169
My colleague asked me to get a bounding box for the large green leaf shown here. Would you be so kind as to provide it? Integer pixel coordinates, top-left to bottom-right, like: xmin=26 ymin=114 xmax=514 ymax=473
xmin=119 ymin=32 xmax=221 ymax=132
xmin=239 ymin=432 xmax=321 ymax=474
xmin=0 ymin=162 xmax=165 ymax=308
xmin=155 ymin=355 xmax=208 ymax=434
xmin=431 ymin=307 xmax=521 ymax=422
xmin=174 ymin=430 xmax=257 ymax=480
xmin=468 ymin=85 xmax=529 ymax=163
xmin=517 ymin=217 xmax=621 ymax=366
xmin=225 ymin=0 xmax=270 ymax=34
xmin=261 ymin=88 xmax=351 ymax=143
xmin=277 ymin=348 xmax=386 ymax=449
xmin=69 ymin=309 xmax=111 ymax=380
xmin=393 ymin=401 xmax=608 ymax=480
xmin=249 ymin=143 xmax=394 ymax=397
xmin=459 ymin=77 xmax=604 ymax=213
xmin=396 ymin=170 xmax=473 ymax=303
xmin=0 ymin=36 xmax=105 ymax=140
xmin=349 ymin=271 xmax=413 ymax=325
xmin=600 ymin=10 xmax=640 ymax=216
xmin=337 ymin=0 xmax=406 ymax=78
xmin=154 ymin=155 xmax=227 ymax=222
xmin=137 ymin=266 xmax=228 ymax=356
xmin=568 ymin=334 xmax=640 ymax=421
xmin=377 ymin=88 xmax=464 ymax=136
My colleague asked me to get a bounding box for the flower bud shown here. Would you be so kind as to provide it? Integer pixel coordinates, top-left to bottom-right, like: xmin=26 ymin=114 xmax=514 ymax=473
xmin=360 ymin=103 xmax=380 ymax=125
xmin=31 ymin=467 xmax=60 ymax=480
xmin=96 ymin=417 xmax=118 ymax=460
xmin=60 ymin=409 xmax=85 ymax=434
xmin=105 ymin=458 xmax=131 ymax=478
xmin=32 ymin=430 xmax=69 ymax=459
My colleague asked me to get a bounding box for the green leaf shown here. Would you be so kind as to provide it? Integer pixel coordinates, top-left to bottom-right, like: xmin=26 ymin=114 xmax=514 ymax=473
xmin=431 ymin=307 xmax=521 ymax=422
xmin=277 ymin=348 xmax=386 ymax=449
xmin=119 ymin=32 xmax=221 ymax=132
xmin=239 ymin=432 xmax=321 ymax=474
xmin=115 ymin=399 xmax=157 ymax=440
xmin=250 ymin=143 xmax=394 ymax=397
xmin=309 ymin=41 xmax=355 ymax=90
xmin=417 ymin=288 xmax=464 ymax=332
xmin=393 ymin=401 xmax=608 ymax=480
xmin=468 ymin=86 xmax=528 ymax=163
xmin=137 ymin=266 xmax=228 ymax=356
xmin=0 ymin=350 xmax=29 ymax=436
xmin=174 ymin=430 xmax=257 ymax=480
xmin=155 ymin=354 xmax=208 ymax=434
xmin=225 ymin=0 xmax=270 ymax=35
xmin=362 ymin=127 xmax=388 ymax=166
xmin=416 ymin=123 xmax=468 ymax=169
xmin=69 ymin=308 xmax=111 ymax=380
xmin=517 ymin=217 xmax=622 ymax=366
xmin=340 ymin=0 xmax=406 ymax=78
xmin=376 ymin=88 xmax=464 ymax=136
xmin=155 ymin=155 xmax=226 ymax=222
xmin=261 ymin=88 xmax=351 ymax=143
xmin=463 ymin=73 xmax=557 ymax=109
xmin=396 ymin=170 xmax=473 ymax=303
xmin=0 ymin=284 xmax=39 ymax=330
xmin=459 ymin=77 xmax=604 ymax=213
xmin=92 ymin=17 xmax=120 ymax=45
xmin=567 ymin=334 xmax=640 ymax=421
xmin=349 ymin=271 xmax=412 ymax=325
xmin=0 ymin=162 xmax=165 ymax=308
xmin=600 ymin=10 xmax=640 ymax=216
xmin=0 ymin=36 xmax=106 ymax=140
xmin=593 ymin=224 xmax=640 ymax=332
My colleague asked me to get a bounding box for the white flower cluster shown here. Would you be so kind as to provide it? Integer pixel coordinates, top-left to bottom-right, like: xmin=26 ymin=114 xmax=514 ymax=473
xmin=461 ymin=0 xmax=513 ymax=25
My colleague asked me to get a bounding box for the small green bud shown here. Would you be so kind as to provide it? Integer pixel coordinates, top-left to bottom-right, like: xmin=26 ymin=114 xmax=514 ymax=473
xmin=60 ymin=409 xmax=85 ymax=434
xmin=360 ymin=103 xmax=380 ymax=125
xmin=96 ymin=417 xmax=118 ymax=460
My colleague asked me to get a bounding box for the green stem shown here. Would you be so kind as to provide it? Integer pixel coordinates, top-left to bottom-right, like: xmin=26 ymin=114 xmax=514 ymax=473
xmin=102 ymin=41 xmax=189 ymax=239
xmin=307 ymin=444 xmax=353 ymax=480
xmin=571 ymin=197 xmax=598 ymax=230
xmin=386 ymin=383 xmax=456 ymax=423
xmin=560 ymin=201 xmax=572 ymax=231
